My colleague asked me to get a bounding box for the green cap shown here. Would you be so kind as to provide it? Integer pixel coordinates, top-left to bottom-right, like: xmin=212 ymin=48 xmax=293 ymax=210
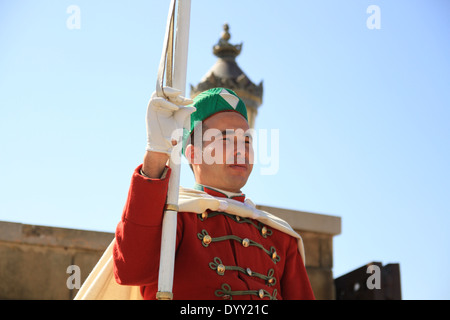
xmin=182 ymin=87 xmax=248 ymax=155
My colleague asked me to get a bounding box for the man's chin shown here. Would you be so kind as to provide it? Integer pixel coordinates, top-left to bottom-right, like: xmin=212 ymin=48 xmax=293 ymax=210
xmin=224 ymin=175 xmax=250 ymax=192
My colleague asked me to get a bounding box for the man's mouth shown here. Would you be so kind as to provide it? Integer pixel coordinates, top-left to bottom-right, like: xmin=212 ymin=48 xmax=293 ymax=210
xmin=228 ymin=164 xmax=248 ymax=171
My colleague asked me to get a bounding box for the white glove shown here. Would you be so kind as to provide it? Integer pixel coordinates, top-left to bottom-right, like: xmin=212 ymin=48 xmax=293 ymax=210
xmin=146 ymin=87 xmax=195 ymax=155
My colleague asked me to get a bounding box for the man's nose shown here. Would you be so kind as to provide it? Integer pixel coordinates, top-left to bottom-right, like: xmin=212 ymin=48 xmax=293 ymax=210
xmin=233 ymin=139 xmax=245 ymax=154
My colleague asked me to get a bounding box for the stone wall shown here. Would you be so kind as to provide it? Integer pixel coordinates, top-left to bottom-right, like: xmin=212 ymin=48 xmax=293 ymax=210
xmin=0 ymin=208 xmax=340 ymax=300
xmin=0 ymin=221 xmax=113 ymax=300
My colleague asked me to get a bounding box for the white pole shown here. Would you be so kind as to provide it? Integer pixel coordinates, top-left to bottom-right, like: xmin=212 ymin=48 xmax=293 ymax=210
xmin=156 ymin=0 xmax=191 ymax=301
xmin=172 ymin=0 xmax=191 ymax=95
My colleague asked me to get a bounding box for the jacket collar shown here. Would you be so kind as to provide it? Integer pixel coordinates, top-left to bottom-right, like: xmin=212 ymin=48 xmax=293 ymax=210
xmin=194 ymin=183 xmax=246 ymax=203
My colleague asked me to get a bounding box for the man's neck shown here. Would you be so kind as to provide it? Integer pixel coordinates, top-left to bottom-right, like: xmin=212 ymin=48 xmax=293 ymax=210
xmin=194 ymin=183 xmax=243 ymax=198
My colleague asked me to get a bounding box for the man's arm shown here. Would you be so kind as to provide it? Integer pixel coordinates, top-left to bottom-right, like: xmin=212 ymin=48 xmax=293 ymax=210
xmin=113 ymin=88 xmax=193 ymax=286
xmin=113 ymin=164 xmax=172 ymax=286
xmin=142 ymin=151 xmax=169 ymax=178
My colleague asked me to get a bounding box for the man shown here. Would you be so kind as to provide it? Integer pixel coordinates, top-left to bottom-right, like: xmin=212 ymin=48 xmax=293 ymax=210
xmin=113 ymin=87 xmax=315 ymax=300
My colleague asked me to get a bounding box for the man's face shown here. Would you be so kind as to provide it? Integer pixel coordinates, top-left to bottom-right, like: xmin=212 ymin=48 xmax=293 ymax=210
xmin=190 ymin=111 xmax=253 ymax=193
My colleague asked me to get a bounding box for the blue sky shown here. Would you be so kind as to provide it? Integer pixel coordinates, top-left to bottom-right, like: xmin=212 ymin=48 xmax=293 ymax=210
xmin=1 ymin=1 xmax=449 ymax=300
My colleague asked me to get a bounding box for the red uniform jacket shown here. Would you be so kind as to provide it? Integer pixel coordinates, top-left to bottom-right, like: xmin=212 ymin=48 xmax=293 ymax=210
xmin=113 ymin=165 xmax=315 ymax=300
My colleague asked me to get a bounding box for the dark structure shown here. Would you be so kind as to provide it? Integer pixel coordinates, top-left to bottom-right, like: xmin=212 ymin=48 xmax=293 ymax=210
xmin=335 ymin=262 xmax=402 ymax=300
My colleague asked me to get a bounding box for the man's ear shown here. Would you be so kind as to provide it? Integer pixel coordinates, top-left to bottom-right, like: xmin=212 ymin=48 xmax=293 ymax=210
xmin=185 ymin=144 xmax=201 ymax=165
xmin=185 ymin=144 xmax=194 ymax=165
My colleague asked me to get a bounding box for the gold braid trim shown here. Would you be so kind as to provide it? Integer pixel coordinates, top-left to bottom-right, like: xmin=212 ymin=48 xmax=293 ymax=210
xmin=197 ymin=229 xmax=280 ymax=263
xmin=214 ymin=283 xmax=277 ymax=300
xmin=209 ymin=257 xmax=276 ymax=287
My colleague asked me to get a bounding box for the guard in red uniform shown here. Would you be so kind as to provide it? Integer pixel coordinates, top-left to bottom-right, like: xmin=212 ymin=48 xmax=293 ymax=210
xmin=113 ymin=87 xmax=315 ymax=300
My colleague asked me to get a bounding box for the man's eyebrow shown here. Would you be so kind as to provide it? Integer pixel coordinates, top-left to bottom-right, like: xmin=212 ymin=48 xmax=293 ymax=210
xmin=218 ymin=129 xmax=253 ymax=138
xmin=208 ymin=130 xmax=229 ymax=140
xmin=222 ymin=129 xmax=235 ymax=135
xmin=214 ymin=129 xmax=234 ymax=138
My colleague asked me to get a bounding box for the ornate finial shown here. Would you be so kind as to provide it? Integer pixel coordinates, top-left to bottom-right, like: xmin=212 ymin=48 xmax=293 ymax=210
xmin=190 ymin=23 xmax=264 ymax=129
xmin=221 ymin=23 xmax=231 ymax=42
xmin=213 ymin=23 xmax=241 ymax=58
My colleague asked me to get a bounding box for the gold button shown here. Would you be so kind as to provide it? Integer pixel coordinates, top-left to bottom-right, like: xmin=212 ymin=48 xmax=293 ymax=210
xmin=259 ymin=289 xmax=265 ymax=299
xmin=236 ymin=216 xmax=241 ymax=221
xmin=261 ymin=226 xmax=267 ymax=236
xmin=242 ymin=238 xmax=250 ymax=247
xmin=201 ymin=212 xmax=208 ymax=219
xmin=203 ymin=235 xmax=212 ymax=245
xmin=217 ymin=264 xmax=225 ymax=275
xmin=272 ymin=251 xmax=277 ymax=260
xmin=246 ymin=268 xmax=252 ymax=276
xmin=268 ymin=278 xmax=274 ymax=284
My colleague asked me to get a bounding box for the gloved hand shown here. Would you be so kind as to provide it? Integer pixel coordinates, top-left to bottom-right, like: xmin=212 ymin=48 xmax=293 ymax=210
xmin=146 ymin=87 xmax=195 ymax=155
